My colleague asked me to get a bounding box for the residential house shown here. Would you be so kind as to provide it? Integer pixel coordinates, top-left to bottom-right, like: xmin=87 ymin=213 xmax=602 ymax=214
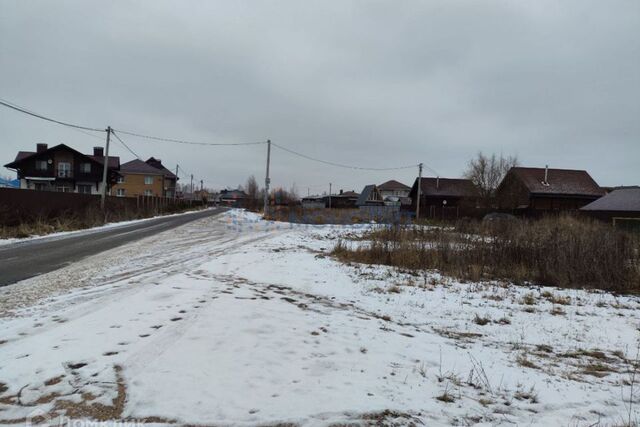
xmin=4 ymin=143 xmax=120 ymax=194
xmin=496 ymin=167 xmax=604 ymax=213
xmin=145 ymin=157 xmax=178 ymax=198
xmin=356 ymin=185 xmax=384 ymax=207
xmin=378 ymin=180 xmax=410 ymax=200
xmin=409 ymin=177 xmax=479 ymax=219
xmin=218 ymin=189 xmax=248 ymax=207
xmin=111 ymin=159 xmax=165 ymax=197
xmin=580 ymin=186 xmax=640 ymax=228
xmin=326 ymin=190 xmax=359 ymax=209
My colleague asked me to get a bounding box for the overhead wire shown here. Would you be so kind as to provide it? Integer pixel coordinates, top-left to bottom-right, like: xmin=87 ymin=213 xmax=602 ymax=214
xmin=110 ymin=130 xmax=142 ymax=160
xmin=1 ymin=97 xmax=436 ymax=177
xmin=271 ymin=142 xmax=433 ymax=174
xmin=0 ymin=98 xmax=106 ymax=133
xmin=112 ymin=128 xmax=267 ymax=147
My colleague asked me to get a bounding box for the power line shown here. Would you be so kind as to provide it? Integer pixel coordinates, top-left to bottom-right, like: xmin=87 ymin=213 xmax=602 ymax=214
xmin=0 ymin=98 xmax=105 ymax=133
xmin=111 ymin=130 xmax=142 ymax=160
xmin=112 ymin=128 xmax=267 ymax=147
xmin=271 ymin=142 xmax=431 ymax=173
xmin=1 ymin=97 xmax=439 ymax=176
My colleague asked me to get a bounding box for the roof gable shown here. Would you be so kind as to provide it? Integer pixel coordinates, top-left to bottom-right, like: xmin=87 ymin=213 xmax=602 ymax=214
xmin=378 ymin=180 xmax=410 ymax=191
xmin=145 ymin=157 xmax=177 ymax=179
xmin=5 ymin=144 xmax=119 ymax=169
xmin=356 ymin=185 xmax=383 ymax=206
xmin=508 ymin=167 xmax=603 ymax=197
xmin=120 ymin=159 xmax=164 ymax=175
xmin=413 ymin=177 xmax=478 ymax=198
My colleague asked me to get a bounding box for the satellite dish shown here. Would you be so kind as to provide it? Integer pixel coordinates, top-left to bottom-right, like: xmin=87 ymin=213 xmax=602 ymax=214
xmin=47 ymin=159 xmax=53 ymax=164
xmin=442 ymin=200 xmax=447 ymax=206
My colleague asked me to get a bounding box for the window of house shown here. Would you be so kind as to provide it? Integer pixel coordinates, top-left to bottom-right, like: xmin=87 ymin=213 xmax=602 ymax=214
xmin=57 ymin=185 xmax=72 ymax=193
xmin=34 ymin=183 xmax=47 ymax=191
xmin=117 ymin=176 xmax=125 ymax=184
xmin=36 ymin=160 xmax=48 ymax=171
xmin=80 ymin=163 xmax=91 ymax=173
xmin=78 ymin=184 xmax=93 ymax=194
xmin=144 ymin=176 xmax=154 ymax=185
xmin=57 ymin=162 xmax=71 ymax=178
xmin=116 ymin=188 xmax=126 ymax=197
xmin=144 ymin=189 xmax=153 ymax=196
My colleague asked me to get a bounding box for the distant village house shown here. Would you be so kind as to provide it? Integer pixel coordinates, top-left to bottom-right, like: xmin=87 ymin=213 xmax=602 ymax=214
xmin=111 ymin=158 xmax=178 ymax=198
xmin=496 ymin=167 xmax=604 ymax=213
xmin=4 ymin=143 xmax=120 ymax=194
xmin=409 ymin=177 xmax=478 ymax=219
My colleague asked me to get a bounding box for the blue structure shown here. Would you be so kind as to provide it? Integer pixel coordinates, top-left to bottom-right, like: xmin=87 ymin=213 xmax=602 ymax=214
xmin=0 ymin=177 xmax=19 ymax=188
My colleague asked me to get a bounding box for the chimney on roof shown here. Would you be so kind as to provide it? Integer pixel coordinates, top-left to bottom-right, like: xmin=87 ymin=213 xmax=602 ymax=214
xmin=36 ymin=143 xmax=48 ymax=153
xmin=340 ymin=189 xmax=343 ymax=195
xmin=436 ymin=176 xmax=440 ymax=190
xmin=93 ymin=147 xmax=104 ymax=157
xmin=146 ymin=158 xmax=162 ymax=169
xmin=544 ymin=165 xmax=549 ymax=185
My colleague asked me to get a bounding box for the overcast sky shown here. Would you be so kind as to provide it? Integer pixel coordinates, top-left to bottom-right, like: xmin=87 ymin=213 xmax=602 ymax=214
xmin=1 ymin=0 xmax=638 ymax=193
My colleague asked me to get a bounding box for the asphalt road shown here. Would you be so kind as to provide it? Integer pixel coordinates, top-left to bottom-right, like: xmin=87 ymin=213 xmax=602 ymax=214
xmin=0 ymin=207 xmax=227 ymax=287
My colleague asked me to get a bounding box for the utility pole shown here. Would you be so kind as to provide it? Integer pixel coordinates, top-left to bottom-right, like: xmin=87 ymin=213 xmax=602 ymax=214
xmin=174 ymin=165 xmax=179 ymax=199
xmin=200 ymin=180 xmax=203 ymax=192
xmin=100 ymin=126 xmax=111 ymax=211
xmin=329 ymin=182 xmax=332 ymax=209
xmin=190 ymin=174 xmax=194 ymax=200
xmin=263 ymin=139 xmax=271 ymax=216
xmin=415 ymin=163 xmax=423 ymax=220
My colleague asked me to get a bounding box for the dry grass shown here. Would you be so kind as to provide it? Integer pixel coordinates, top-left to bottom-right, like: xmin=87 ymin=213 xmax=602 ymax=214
xmin=332 ymin=215 xmax=640 ymax=293
xmin=0 ymin=204 xmax=204 ymax=240
xmin=473 ymin=314 xmax=491 ymax=326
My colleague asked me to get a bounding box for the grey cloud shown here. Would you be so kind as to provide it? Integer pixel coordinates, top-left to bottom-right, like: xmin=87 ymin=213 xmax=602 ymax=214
xmin=1 ymin=0 xmax=638 ymax=191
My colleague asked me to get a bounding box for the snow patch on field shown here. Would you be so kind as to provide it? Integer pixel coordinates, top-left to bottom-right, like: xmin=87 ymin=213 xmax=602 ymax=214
xmin=0 ymin=209 xmax=639 ymax=426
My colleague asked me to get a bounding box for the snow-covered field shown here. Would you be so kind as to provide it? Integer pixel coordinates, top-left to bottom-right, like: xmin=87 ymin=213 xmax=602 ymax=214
xmin=1 ymin=209 xmax=639 ymax=426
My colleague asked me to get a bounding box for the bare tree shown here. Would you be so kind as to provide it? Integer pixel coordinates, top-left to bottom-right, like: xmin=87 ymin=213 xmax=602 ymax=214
xmin=464 ymin=152 xmax=518 ymax=206
xmin=245 ymin=175 xmax=260 ymax=211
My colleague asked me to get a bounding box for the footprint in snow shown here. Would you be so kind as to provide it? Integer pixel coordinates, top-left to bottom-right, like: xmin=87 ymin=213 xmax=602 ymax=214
xmin=170 ymin=317 xmax=183 ymax=322
xmin=103 ymin=351 xmax=119 ymax=356
xmin=139 ymin=334 xmax=150 ymax=338
xmin=151 ymin=325 xmax=163 ymax=330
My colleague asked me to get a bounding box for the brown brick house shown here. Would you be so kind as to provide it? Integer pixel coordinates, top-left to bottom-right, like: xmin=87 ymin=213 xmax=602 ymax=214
xmin=145 ymin=157 xmax=178 ymax=198
xmin=111 ymin=159 xmax=165 ymax=197
xmin=496 ymin=167 xmax=604 ymax=213
xmin=409 ymin=177 xmax=479 ymax=219
xmin=4 ymin=143 xmax=120 ymax=194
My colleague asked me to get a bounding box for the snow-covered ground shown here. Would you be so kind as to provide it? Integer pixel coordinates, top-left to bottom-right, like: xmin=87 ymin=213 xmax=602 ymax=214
xmin=1 ymin=209 xmax=639 ymax=426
